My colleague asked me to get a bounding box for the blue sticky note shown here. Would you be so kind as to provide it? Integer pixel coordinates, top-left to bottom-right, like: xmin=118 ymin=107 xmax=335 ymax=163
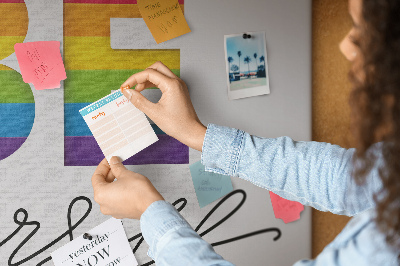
xmin=189 ymin=160 xmax=234 ymax=208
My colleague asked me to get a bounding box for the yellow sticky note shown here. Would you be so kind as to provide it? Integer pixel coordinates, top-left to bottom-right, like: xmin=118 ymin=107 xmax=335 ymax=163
xmin=137 ymin=0 xmax=191 ymax=44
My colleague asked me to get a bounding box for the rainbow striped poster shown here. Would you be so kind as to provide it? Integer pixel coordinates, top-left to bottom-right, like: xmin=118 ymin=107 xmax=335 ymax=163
xmin=0 ymin=66 xmax=34 ymax=161
xmin=63 ymin=0 xmax=188 ymax=166
xmin=0 ymin=1 xmax=34 ymax=161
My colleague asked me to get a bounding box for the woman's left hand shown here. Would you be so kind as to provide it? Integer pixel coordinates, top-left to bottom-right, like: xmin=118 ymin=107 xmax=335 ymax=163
xmin=91 ymin=157 xmax=164 ymax=219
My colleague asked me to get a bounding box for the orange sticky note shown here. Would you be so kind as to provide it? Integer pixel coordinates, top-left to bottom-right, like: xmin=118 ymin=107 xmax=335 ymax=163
xmin=269 ymin=191 xmax=304 ymax=223
xmin=14 ymin=41 xmax=67 ymax=90
xmin=137 ymin=0 xmax=191 ymax=44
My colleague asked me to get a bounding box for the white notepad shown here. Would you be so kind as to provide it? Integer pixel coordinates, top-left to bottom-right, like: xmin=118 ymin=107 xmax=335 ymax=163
xmin=79 ymin=90 xmax=158 ymax=162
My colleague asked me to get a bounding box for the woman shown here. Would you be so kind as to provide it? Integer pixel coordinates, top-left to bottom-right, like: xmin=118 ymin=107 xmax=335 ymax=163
xmin=91 ymin=0 xmax=400 ymax=264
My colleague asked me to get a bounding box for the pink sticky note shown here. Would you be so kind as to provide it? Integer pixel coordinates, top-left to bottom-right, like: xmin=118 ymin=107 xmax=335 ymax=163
xmin=14 ymin=41 xmax=67 ymax=90
xmin=269 ymin=191 xmax=304 ymax=223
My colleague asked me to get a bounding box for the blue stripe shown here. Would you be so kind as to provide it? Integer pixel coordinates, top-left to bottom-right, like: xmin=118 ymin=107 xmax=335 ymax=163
xmin=65 ymin=103 xmax=93 ymax=136
xmin=0 ymin=103 xmax=35 ymax=137
xmin=65 ymin=103 xmax=165 ymax=137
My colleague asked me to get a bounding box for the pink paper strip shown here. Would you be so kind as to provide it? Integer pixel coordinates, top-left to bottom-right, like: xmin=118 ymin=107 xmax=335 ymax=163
xmin=269 ymin=191 xmax=304 ymax=223
xmin=14 ymin=41 xmax=67 ymax=90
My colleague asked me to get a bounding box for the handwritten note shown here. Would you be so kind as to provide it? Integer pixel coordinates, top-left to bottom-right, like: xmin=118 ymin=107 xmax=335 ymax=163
xmin=80 ymin=90 xmax=158 ymax=162
xmin=269 ymin=192 xmax=304 ymax=223
xmin=51 ymin=218 xmax=138 ymax=266
xmin=14 ymin=41 xmax=66 ymax=90
xmin=189 ymin=161 xmax=233 ymax=208
xmin=137 ymin=0 xmax=191 ymax=44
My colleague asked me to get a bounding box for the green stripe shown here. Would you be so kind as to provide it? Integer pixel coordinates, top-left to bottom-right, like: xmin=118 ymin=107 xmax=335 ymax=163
xmin=64 ymin=69 xmax=180 ymax=103
xmin=0 ymin=70 xmax=34 ymax=103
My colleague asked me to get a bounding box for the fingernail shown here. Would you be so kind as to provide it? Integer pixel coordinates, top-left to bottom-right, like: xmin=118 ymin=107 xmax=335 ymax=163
xmin=124 ymin=89 xmax=133 ymax=100
xmin=110 ymin=156 xmax=122 ymax=165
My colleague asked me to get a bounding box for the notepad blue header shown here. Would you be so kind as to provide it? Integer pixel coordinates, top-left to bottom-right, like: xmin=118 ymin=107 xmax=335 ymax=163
xmin=79 ymin=91 xmax=123 ymax=117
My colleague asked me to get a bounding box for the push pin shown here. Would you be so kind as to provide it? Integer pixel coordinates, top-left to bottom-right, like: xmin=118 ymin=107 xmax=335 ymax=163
xmin=83 ymin=233 xmax=93 ymax=240
xmin=242 ymin=33 xmax=252 ymax=39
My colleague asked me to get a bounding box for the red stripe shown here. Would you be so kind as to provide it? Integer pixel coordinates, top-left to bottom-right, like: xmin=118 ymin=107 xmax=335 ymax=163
xmin=0 ymin=0 xmax=25 ymax=3
xmin=64 ymin=0 xmax=184 ymax=4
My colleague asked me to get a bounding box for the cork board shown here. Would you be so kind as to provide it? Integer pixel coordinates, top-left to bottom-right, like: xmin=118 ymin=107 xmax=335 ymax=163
xmin=312 ymin=0 xmax=353 ymax=257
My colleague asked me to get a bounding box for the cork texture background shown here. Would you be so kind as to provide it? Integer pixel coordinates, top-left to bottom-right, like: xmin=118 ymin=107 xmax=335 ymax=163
xmin=312 ymin=0 xmax=354 ymax=257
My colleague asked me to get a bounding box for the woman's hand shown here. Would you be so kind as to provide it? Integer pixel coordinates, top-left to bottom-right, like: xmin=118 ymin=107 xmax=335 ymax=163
xmin=91 ymin=157 xmax=164 ymax=220
xmin=120 ymin=61 xmax=207 ymax=151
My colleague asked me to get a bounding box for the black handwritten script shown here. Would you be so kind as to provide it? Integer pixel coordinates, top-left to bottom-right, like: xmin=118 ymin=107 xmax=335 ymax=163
xmin=0 ymin=190 xmax=281 ymax=266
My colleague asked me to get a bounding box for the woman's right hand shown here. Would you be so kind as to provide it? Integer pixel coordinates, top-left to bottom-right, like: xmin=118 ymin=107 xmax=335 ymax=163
xmin=120 ymin=61 xmax=207 ymax=151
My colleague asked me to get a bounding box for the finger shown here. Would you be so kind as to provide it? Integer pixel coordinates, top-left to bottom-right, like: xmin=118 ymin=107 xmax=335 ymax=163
xmin=147 ymin=61 xmax=178 ymax=79
xmin=120 ymin=68 xmax=173 ymax=94
xmin=91 ymin=158 xmax=111 ymax=189
xmin=122 ymin=89 xmax=157 ymax=116
xmin=135 ymin=61 xmax=179 ymax=91
xmin=109 ymin=156 xmax=129 ymax=179
xmin=105 ymin=168 xmax=116 ymax=183
xmin=135 ymin=81 xmax=157 ymax=92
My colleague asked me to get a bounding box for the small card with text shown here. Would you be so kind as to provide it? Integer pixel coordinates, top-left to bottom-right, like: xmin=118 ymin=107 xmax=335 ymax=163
xmin=137 ymin=0 xmax=191 ymax=44
xmin=51 ymin=218 xmax=137 ymax=266
xmin=189 ymin=160 xmax=233 ymax=208
xmin=14 ymin=41 xmax=67 ymax=90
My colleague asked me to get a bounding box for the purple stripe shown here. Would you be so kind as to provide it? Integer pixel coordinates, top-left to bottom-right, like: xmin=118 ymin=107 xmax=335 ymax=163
xmin=0 ymin=137 xmax=27 ymax=160
xmin=64 ymin=135 xmax=188 ymax=166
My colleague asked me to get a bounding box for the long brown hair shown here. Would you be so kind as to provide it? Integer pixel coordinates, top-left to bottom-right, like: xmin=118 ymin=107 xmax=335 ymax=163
xmin=350 ymin=0 xmax=400 ymax=251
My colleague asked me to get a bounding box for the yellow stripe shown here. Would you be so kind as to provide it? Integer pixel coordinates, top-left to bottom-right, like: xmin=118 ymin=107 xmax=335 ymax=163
xmin=64 ymin=3 xmax=184 ymax=37
xmin=0 ymin=64 xmax=13 ymax=71
xmin=0 ymin=36 xmax=25 ymax=61
xmin=64 ymin=36 xmax=179 ymax=70
xmin=0 ymin=3 xmax=28 ymax=37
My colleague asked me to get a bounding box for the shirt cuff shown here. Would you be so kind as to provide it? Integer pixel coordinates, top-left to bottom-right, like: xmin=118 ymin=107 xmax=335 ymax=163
xmin=140 ymin=200 xmax=192 ymax=259
xmin=201 ymin=123 xmax=245 ymax=176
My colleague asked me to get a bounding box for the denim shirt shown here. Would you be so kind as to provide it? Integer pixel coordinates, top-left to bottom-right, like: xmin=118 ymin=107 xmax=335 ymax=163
xmin=140 ymin=124 xmax=399 ymax=265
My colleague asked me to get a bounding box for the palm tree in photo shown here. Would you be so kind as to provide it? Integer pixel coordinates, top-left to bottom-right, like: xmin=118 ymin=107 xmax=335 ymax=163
xmin=244 ymin=56 xmax=251 ymax=78
xmin=253 ymin=53 xmax=258 ymax=74
xmin=260 ymin=55 xmax=266 ymax=71
xmin=237 ymin=51 xmax=242 ymax=78
xmin=227 ymin=56 xmax=234 ymax=73
xmin=231 ymin=64 xmax=239 ymax=73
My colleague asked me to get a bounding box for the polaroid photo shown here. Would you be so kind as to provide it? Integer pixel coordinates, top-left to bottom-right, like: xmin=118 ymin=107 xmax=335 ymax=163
xmin=224 ymin=31 xmax=270 ymax=100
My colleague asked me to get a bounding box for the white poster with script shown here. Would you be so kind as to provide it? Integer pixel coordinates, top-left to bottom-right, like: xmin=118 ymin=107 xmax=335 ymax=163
xmin=51 ymin=218 xmax=137 ymax=266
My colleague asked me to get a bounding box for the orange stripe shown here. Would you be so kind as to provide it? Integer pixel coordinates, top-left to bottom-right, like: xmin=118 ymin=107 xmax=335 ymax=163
xmin=0 ymin=3 xmax=28 ymax=36
xmin=64 ymin=3 xmax=184 ymax=37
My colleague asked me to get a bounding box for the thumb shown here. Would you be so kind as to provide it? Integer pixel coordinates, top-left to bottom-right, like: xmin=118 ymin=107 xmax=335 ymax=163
xmin=109 ymin=156 xmax=128 ymax=178
xmin=122 ymin=89 xmax=155 ymax=116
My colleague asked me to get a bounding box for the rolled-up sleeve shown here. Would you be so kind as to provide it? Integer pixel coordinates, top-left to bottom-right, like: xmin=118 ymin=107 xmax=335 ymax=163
xmin=201 ymin=124 xmax=382 ymax=216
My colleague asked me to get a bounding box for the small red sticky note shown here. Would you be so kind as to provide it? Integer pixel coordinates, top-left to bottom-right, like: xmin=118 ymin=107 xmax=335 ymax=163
xmin=269 ymin=191 xmax=304 ymax=223
xmin=14 ymin=41 xmax=67 ymax=90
